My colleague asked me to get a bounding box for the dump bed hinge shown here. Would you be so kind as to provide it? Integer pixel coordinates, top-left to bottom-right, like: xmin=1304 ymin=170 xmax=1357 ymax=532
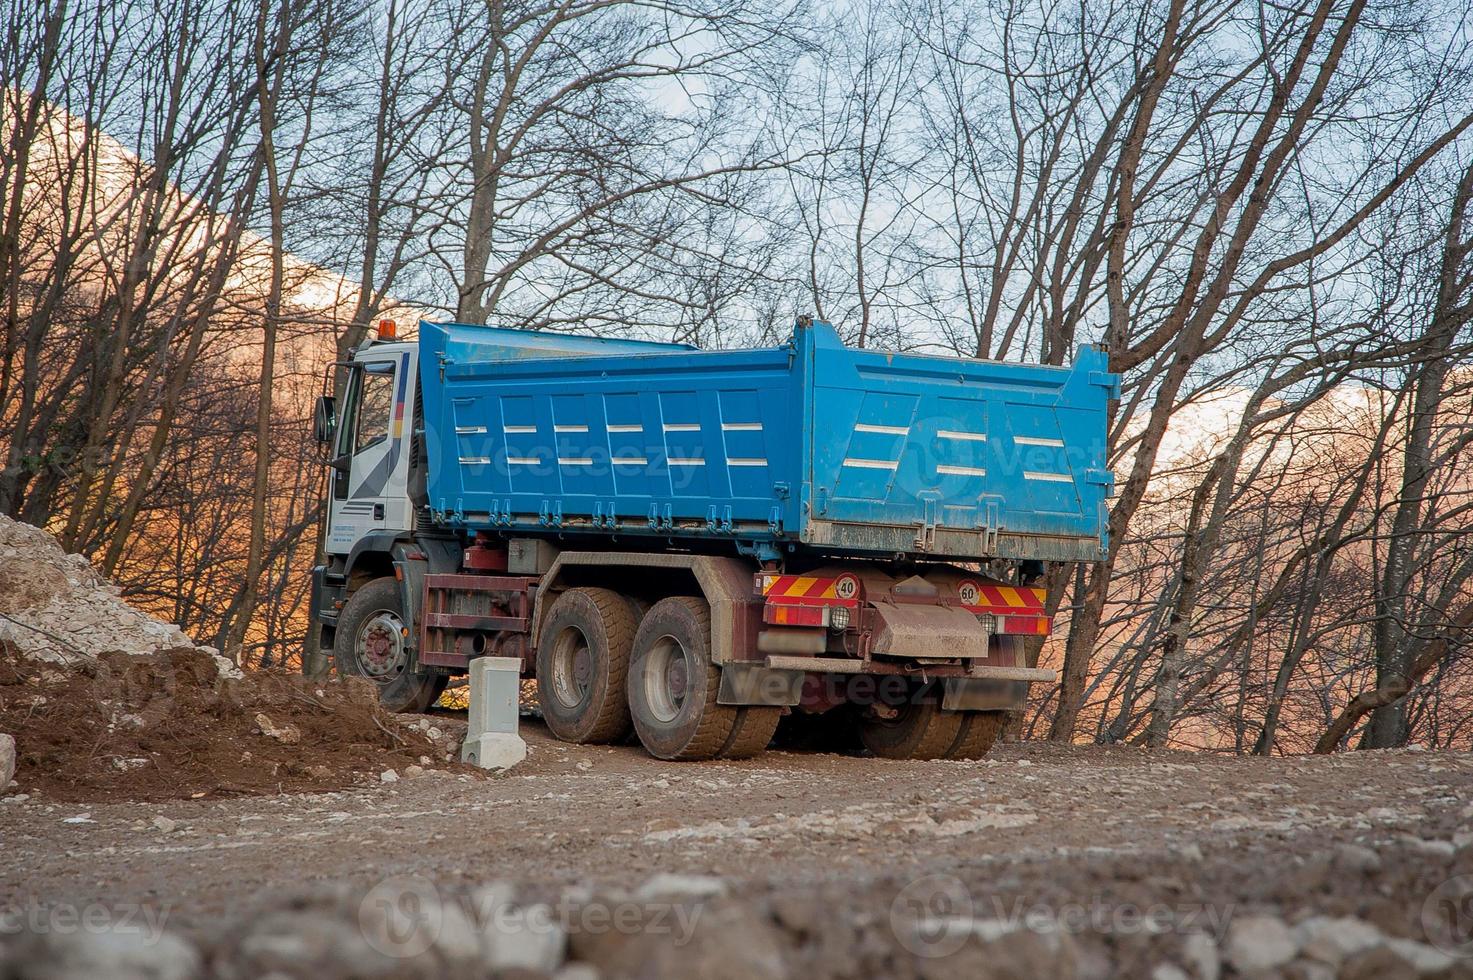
xmin=914 ymin=494 xmax=941 ymax=552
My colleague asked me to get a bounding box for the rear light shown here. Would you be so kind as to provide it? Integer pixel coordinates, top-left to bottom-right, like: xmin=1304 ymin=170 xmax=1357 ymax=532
xmin=764 ymin=604 xmax=827 ymax=627
xmin=829 ymin=605 xmax=850 ymax=630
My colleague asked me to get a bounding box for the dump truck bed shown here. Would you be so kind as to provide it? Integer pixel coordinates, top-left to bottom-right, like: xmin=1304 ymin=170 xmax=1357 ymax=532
xmin=418 ymin=319 xmax=1115 ymax=563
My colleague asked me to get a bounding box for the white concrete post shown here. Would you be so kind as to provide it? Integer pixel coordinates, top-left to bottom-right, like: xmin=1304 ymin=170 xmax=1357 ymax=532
xmin=461 ymin=656 xmax=528 ymax=770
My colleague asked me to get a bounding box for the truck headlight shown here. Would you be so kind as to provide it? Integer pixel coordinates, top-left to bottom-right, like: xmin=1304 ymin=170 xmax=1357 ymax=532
xmin=829 ymin=606 xmax=850 ymax=631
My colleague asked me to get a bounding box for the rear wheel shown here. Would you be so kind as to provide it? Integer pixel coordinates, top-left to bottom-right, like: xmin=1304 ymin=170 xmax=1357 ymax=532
xmin=535 ymin=588 xmax=637 ymax=744
xmin=944 ymin=710 xmax=1008 ymax=760
xmin=858 ymin=681 xmax=963 ymax=760
xmin=335 ymin=577 xmax=443 ymax=713
xmin=717 ymin=707 xmax=781 ymax=759
xmin=627 ymin=597 xmax=738 ymax=760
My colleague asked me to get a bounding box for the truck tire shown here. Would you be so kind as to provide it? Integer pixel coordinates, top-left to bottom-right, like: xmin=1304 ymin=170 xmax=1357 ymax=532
xmin=335 ymin=577 xmax=443 ymax=713
xmin=858 ymin=682 xmax=963 ymax=760
xmin=717 ymin=707 xmax=781 ymax=759
xmin=944 ymin=710 xmax=1007 ymax=760
xmin=627 ymin=597 xmax=738 ymax=760
xmin=536 ymin=587 xmax=637 ymax=744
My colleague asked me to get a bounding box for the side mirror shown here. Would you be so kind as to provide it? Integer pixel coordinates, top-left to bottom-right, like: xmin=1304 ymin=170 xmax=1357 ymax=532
xmin=313 ymin=395 xmax=337 ymax=444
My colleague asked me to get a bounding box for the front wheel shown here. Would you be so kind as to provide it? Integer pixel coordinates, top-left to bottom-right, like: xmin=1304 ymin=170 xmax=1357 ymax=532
xmin=335 ymin=577 xmax=443 ymax=713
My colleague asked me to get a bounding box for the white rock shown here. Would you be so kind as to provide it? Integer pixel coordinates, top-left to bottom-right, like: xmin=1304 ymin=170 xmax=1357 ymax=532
xmin=633 ymin=873 xmax=729 ymax=900
xmin=62 ymin=812 xmax=94 ymax=824
xmin=18 ymin=928 xmax=200 ymax=980
xmin=380 ymin=769 xmax=399 ymax=783
xmin=1224 ymin=915 xmax=1298 ymax=973
xmin=1181 ymin=932 xmax=1220 ymax=980
xmin=1332 ymin=843 xmax=1383 ymax=873
xmin=2 ymin=793 xmax=29 ymax=804
xmin=1296 ymin=916 xmax=1382 ymax=966
xmin=1151 ymin=965 xmax=1190 ymax=980
xmin=0 ymin=733 xmax=15 ymax=789
xmin=1405 ymin=838 xmax=1456 ymax=859
xmin=152 ymin=816 xmax=178 ymax=834
xmin=1384 ymin=938 xmax=1456 ymax=974
xmin=575 ymin=759 xmax=593 ymax=772
xmin=554 ymin=965 xmax=602 ymax=980
xmin=480 ymin=904 xmax=566 ymax=973
xmin=254 ymin=712 xmax=300 ymax=745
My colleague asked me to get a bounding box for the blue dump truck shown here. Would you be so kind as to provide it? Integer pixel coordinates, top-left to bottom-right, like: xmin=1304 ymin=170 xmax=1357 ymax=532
xmin=310 ymin=317 xmax=1115 ymax=760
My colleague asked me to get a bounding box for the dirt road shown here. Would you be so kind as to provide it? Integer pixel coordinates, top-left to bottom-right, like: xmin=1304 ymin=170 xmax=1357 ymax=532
xmin=3 ymin=719 xmax=1472 ymax=978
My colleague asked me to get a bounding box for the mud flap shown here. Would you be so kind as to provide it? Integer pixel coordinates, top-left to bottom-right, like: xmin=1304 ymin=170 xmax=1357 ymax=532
xmin=718 ymin=663 xmax=803 ymax=707
xmin=869 ymin=602 xmax=992 ymax=659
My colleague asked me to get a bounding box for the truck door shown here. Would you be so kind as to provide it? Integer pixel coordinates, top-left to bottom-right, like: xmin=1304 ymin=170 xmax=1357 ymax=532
xmin=326 ymin=357 xmax=405 ymax=554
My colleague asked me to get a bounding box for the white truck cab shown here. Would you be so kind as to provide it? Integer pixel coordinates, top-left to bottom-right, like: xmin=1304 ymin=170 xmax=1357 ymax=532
xmin=321 ymin=340 xmax=417 ymax=555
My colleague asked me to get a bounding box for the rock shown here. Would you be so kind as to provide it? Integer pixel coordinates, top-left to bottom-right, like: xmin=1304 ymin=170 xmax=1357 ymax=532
xmin=1295 ymin=916 xmax=1382 ymax=966
xmin=152 ymin=815 xmax=178 ymax=834
xmin=254 ymin=712 xmax=300 ymax=745
xmin=1152 ymin=965 xmax=1191 ymax=980
xmin=1331 ymin=843 xmax=1383 ymax=874
xmin=1224 ymin=915 xmax=1298 ymax=974
xmin=480 ymin=904 xmax=567 ymax=974
xmin=633 ymin=874 xmax=728 ymax=900
xmin=1381 ymin=938 xmax=1455 ymax=975
xmin=1403 ymin=838 xmax=1456 ymax=859
xmin=1284 ymin=960 xmax=1337 ymax=980
xmin=572 ymin=901 xmax=784 ymax=980
xmin=380 ymin=769 xmax=399 ymax=783
xmin=554 ymin=965 xmax=601 ymax=980
xmin=62 ymin=812 xmax=94 ymax=824
xmin=404 ymin=764 xmax=425 ymax=779
xmin=12 ymin=927 xmax=201 ymax=980
xmin=1181 ymin=931 xmax=1220 ymax=980
xmin=916 ymin=924 xmax=1078 ymax=980
xmin=226 ymin=909 xmax=401 ymax=978
xmin=1339 ymin=944 xmax=1434 ymax=980
xmin=0 ymin=733 xmax=14 ymax=788
xmin=2 ymin=793 xmax=29 ymax=804
xmin=575 ymin=759 xmax=594 ymax=772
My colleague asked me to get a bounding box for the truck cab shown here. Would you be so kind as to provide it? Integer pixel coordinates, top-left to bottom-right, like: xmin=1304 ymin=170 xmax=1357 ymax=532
xmin=322 ymin=340 xmax=417 ymax=554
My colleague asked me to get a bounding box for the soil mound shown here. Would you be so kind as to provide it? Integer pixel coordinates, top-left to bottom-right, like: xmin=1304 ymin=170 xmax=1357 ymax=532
xmin=0 ymin=644 xmax=460 ymax=801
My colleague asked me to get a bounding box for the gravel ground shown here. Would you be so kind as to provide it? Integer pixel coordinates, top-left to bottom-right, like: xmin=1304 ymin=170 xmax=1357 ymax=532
xmin=3 ymin=717 xmax=1472 ymax=978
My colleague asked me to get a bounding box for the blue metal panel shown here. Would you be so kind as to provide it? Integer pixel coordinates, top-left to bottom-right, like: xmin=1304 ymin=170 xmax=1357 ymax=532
xmin=418 ymin=318 xmax=1114 ymax=562
xmin=805 ymin=324 xmax=1114 ymax=553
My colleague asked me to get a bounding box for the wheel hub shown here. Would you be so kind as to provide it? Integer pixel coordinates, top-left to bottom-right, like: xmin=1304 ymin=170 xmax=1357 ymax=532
xmin=357 ymin=611 xmax=407 ymax=681
xmin=550 ymin=627 xmax=594 ymax=709
xmin=643 ymin=635 xmax=689 ymax=724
